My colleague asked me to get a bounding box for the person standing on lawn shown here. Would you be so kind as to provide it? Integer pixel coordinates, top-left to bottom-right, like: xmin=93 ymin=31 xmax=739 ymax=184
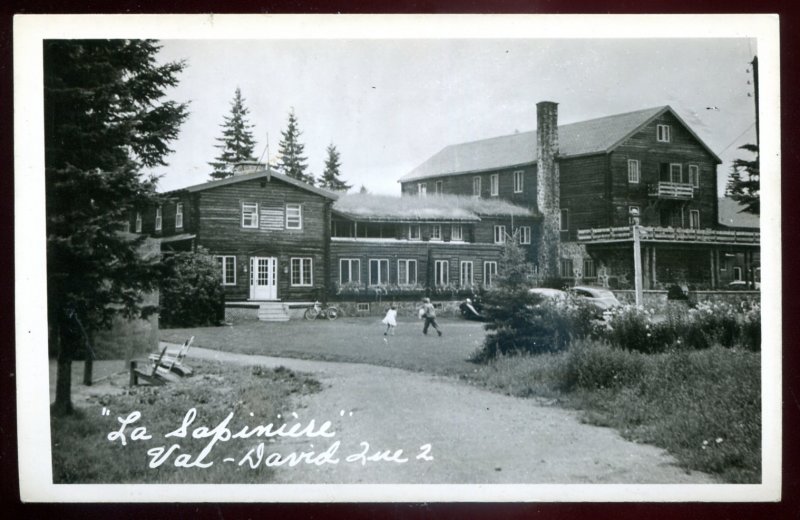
xmin=420 ymin=297 xmax=443 ymax=337
xmin=382 ymin=303 xmax=398 ymax=336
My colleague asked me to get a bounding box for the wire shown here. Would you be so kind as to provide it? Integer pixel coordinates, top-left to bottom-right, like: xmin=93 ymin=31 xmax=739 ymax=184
xmin=717 ymin=122 xmax=756 ymax=156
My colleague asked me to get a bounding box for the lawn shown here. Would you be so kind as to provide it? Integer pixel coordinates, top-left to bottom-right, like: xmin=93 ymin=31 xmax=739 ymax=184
xmin=161 ymin=317 xmax=487 ymax=377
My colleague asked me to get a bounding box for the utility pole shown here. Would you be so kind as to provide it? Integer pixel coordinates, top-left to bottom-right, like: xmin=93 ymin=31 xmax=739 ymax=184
xmin=631 ymin=207 xmax=643 ymax=306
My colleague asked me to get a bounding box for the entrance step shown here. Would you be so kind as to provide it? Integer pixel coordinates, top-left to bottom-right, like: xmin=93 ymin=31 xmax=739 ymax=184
xmin=257 ymin=302 xmax=290 ymax=322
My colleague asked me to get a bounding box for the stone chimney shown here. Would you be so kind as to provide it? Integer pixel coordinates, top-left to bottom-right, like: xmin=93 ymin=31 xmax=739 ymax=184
xmin=536 ymin=101 xmax=561 ymax=282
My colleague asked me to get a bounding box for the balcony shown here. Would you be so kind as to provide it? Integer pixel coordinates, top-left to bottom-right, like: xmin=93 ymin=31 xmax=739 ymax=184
xmin=648 ymin=181 xmax=694 ymax=200
xmin=577 ymin=226 xmax=760 ymax=245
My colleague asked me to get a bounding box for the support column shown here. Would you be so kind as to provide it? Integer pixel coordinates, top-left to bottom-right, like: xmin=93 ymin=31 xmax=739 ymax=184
xmin=643 ymin=247 xmax=651 ymax=290
xmin=709 ymin=249 xmax=716 ymax=290
xmin=651 ymin=247 xmax=657 ymax=288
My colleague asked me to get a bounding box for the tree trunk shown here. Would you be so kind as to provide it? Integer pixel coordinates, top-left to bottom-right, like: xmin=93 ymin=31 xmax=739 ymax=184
xmin=83 ymin=359 xmax=93 ymax=386
xmin=53 ymin=356 xmax=73 ymax=416
xmin=52 ymin=323 xmax=74 ymax=416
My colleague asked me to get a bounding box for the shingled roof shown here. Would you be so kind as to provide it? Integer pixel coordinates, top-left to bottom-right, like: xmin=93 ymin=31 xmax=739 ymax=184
xmin=333 ymin=192 xmax=536 ymax=222
xmin=165 ymin=168 xmax=340 ymax=200
xmin=399 ymin=106 xmax=721 ymax=183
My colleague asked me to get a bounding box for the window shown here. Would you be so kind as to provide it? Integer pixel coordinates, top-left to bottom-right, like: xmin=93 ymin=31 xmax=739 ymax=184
xmin=733 ymin=266 xmax=742 ymax=281
xmin=519 ymin=226 xmax=531 ymax=244
xmin=627 ymin=159 xmax=640 ymax=183
xmin=689 ymin=209 xmax=700 ymax=229
xmin=435 ymin=180 xmax=443 ymax=195
xmin=357 ymin=303 xmax=370 ymax=312
xmin=670 ymin=163 xmax=683 ymax=183
xmin=484 ymin=261 xmax=498 ymax=286
xmin=430 ymin=224 xmax=442 ymax=241
xmin=408 ymin=225 xmax=421 ymax=241
xmin=451 ymin=225 xmax=463 ymax=242
xmin=175 ymin=202 xmax=184 ymax=229
xmin=291 ymin=257 xmax=313 ymax=286
xmin=397 ymin=259 xmax=417 ymax=285
xmin=135 ymin=212 xmax=142 ymax=233
xmin=583 ymin=258 xmax=596 ymax=278
xmin=657 ymin=124 xmax=671 ymax=142
xmin=242 ymin=203 xmax=259 ymax=228
xmin=434 ymin=260 xmax=449 ymax=286
xmin=369 ymin=259 xmax=389 ymax=285
xmin=155 ymin=206 xmax=162 ymax=232
xmin=417 ymin=183 xmax=427 ymax=197
xmin=688 ymin=164 xmax=700 ymax=188
xmin=460 ymin=261 xmax=473 ymax=287
xmin=494 ymin=225 xmax=506 ymax=244
xmin=286 ymin=203 xmax=302 ymax=229
xmin=560 ymin=209 xmax=569 ymax=232
xmin=560 ymin=258 xmax=574 ymax=279
xmin=472 ymin=176 xmax=481 ymax=197
xmin=513 ymin=170 xmax=524 ymax=193
xmin=215 ymin=256 xmax=236 ymax=286
xmin=339 ymin=258 xmax=360 ymax=284
xmin=490 ymin=174 xmax=499 ymax=196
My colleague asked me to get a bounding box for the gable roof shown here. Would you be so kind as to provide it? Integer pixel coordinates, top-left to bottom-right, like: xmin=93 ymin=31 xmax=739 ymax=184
xmin=400 ymin=106 xmax=722 ymax=183
xmin=717 ymin=198 xmax=760 ymax=229
xmin=332 ymin=192 xmax=536 ymax=222
xmin=165 ymin=168 xmax=340 ymax=200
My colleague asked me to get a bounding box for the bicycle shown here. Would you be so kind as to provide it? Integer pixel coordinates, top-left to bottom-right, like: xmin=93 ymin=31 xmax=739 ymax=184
xmin=303 ymin=300 xmax=340 ymax=320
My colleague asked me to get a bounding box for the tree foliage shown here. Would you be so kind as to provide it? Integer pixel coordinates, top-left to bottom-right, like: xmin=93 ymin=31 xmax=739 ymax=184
xmin=159 ymin=248 xmax=225 ymax=328
xmin=45 ymin=39 xmax=189 ymax=414
xmin=319 ymin=143 xmax=352 ymax=192
xmin=208 ymin=87 xmax=258 ymax=180
xmin=725 ymin=143 xmax=759 ymax=215
xmin=276 ymin=108 xmax=314 ymax=185
xmin=478 ymin=240 xmax=581 ymax=360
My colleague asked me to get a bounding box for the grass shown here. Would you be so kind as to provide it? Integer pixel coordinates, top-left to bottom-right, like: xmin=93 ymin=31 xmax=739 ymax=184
xmin=51 ymin=359 xmax=321 ymax=483
xmin=161 ymin=317 xmax=487 ymax=377
xmin=463 ymin=342 xmax=762 ymax=483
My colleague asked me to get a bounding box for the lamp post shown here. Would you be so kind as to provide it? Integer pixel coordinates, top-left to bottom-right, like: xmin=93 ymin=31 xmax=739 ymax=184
xmin=630 ymin=207 xmax=643 ymax=306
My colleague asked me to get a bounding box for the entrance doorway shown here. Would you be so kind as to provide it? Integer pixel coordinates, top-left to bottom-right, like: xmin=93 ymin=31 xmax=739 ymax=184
xmin=250 ymin=256 xmax=278 ymax=300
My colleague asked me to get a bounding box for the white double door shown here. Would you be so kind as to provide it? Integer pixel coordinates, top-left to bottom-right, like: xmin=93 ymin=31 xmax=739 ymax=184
xmin=250 ymin=256 xmax=278 ymax=300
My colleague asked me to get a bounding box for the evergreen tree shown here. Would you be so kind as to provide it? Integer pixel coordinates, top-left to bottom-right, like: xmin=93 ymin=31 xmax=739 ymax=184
xmin=276 ymin=108 xmax=314 ymax=185
xmin=45 ymin=39 xmax=188 ymax=415
xmin=208 ymin=87 xmax=258 ymax=180
xmin=319 ymin=143 xmax=352 ymax=191
xmin=479 ymin=239 xmax=572 ymax=360
xmin=725 ymin=143 xmax=759 ymax=215
xmin=359 ymin=184 xmax=369 ymax=194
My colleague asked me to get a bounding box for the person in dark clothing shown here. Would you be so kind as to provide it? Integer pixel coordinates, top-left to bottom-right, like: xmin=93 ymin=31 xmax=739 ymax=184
xmin=420 ymin=297 xmax=442 ymax=337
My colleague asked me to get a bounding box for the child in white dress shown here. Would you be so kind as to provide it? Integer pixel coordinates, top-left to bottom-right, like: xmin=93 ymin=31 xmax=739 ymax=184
xmin=382 ymin=304 xmax=398 ymax=336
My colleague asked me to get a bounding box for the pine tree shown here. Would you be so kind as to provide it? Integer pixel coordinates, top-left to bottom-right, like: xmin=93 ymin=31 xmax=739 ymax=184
xmin=725 ymin=143 xmax=759 ymax=215
xmin=359 ymin=184 xmax=369 ymax=194
xmin=209 ymin=87 xmax=257 ymax=180
xmin=319 ymin=143 xmax=352 ymax=192
xmin=276 ymin=108 xmax=314 ymax=185
xmin=45 ymin=39 xmax=188 ymax=415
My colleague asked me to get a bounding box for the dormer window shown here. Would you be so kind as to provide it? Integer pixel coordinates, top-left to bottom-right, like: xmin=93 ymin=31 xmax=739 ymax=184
xmin=657 ymin=124 xmax=671 ymax=143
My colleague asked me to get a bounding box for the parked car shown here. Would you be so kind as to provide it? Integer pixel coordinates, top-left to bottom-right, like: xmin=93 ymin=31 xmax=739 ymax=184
xmin=567 ymin=286 xmax=621 ymax=313
xmin=528 ymin=287 xmax=569 ymax=302
xmin=727 ymin=280 xmax=760 ymax=290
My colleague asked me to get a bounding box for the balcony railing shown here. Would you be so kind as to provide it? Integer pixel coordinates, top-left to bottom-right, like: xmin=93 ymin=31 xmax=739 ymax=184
xmin=648 ymin=181 xmax=694 ymax=200
xmin=577 ymin=226 xmax=760 ymax=244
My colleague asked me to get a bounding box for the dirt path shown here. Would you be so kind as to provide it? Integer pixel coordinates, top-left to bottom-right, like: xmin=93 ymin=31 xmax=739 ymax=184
xmin=185 ymin=345 xmax=714 ymax=484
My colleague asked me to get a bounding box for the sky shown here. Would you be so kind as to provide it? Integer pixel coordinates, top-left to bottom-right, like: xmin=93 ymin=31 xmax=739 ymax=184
xmin=150 ymin=38 xmax=758 ymax=197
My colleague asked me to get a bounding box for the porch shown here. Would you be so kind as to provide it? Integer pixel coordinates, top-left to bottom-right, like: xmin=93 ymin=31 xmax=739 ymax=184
xmin=576 ymin=226 xmax=760 ymax=290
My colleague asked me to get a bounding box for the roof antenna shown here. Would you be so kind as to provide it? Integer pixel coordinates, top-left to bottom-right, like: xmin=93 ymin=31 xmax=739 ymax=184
xmin=258 ymin=133 xmax=271 ymax=181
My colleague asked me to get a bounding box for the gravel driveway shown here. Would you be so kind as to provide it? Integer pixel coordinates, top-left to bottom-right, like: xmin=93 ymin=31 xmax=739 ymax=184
xmin=186 ymin=345 xmax=715 ymax=484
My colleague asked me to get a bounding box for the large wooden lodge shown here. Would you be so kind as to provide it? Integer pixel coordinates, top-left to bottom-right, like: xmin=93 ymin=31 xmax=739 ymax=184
xmin=134 ymin=101 xmax=760 ymax=314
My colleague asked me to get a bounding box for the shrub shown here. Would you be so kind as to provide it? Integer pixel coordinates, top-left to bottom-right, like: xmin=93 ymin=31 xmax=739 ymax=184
xmin=159 ymin=247 xmax=225 ymax=328
xmin=562 ymin=338 xmax=645 ymax=391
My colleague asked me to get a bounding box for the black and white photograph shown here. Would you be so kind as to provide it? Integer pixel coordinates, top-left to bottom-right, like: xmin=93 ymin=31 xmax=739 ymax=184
xmin=14 ymin=14 xmax=780 ymax=502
